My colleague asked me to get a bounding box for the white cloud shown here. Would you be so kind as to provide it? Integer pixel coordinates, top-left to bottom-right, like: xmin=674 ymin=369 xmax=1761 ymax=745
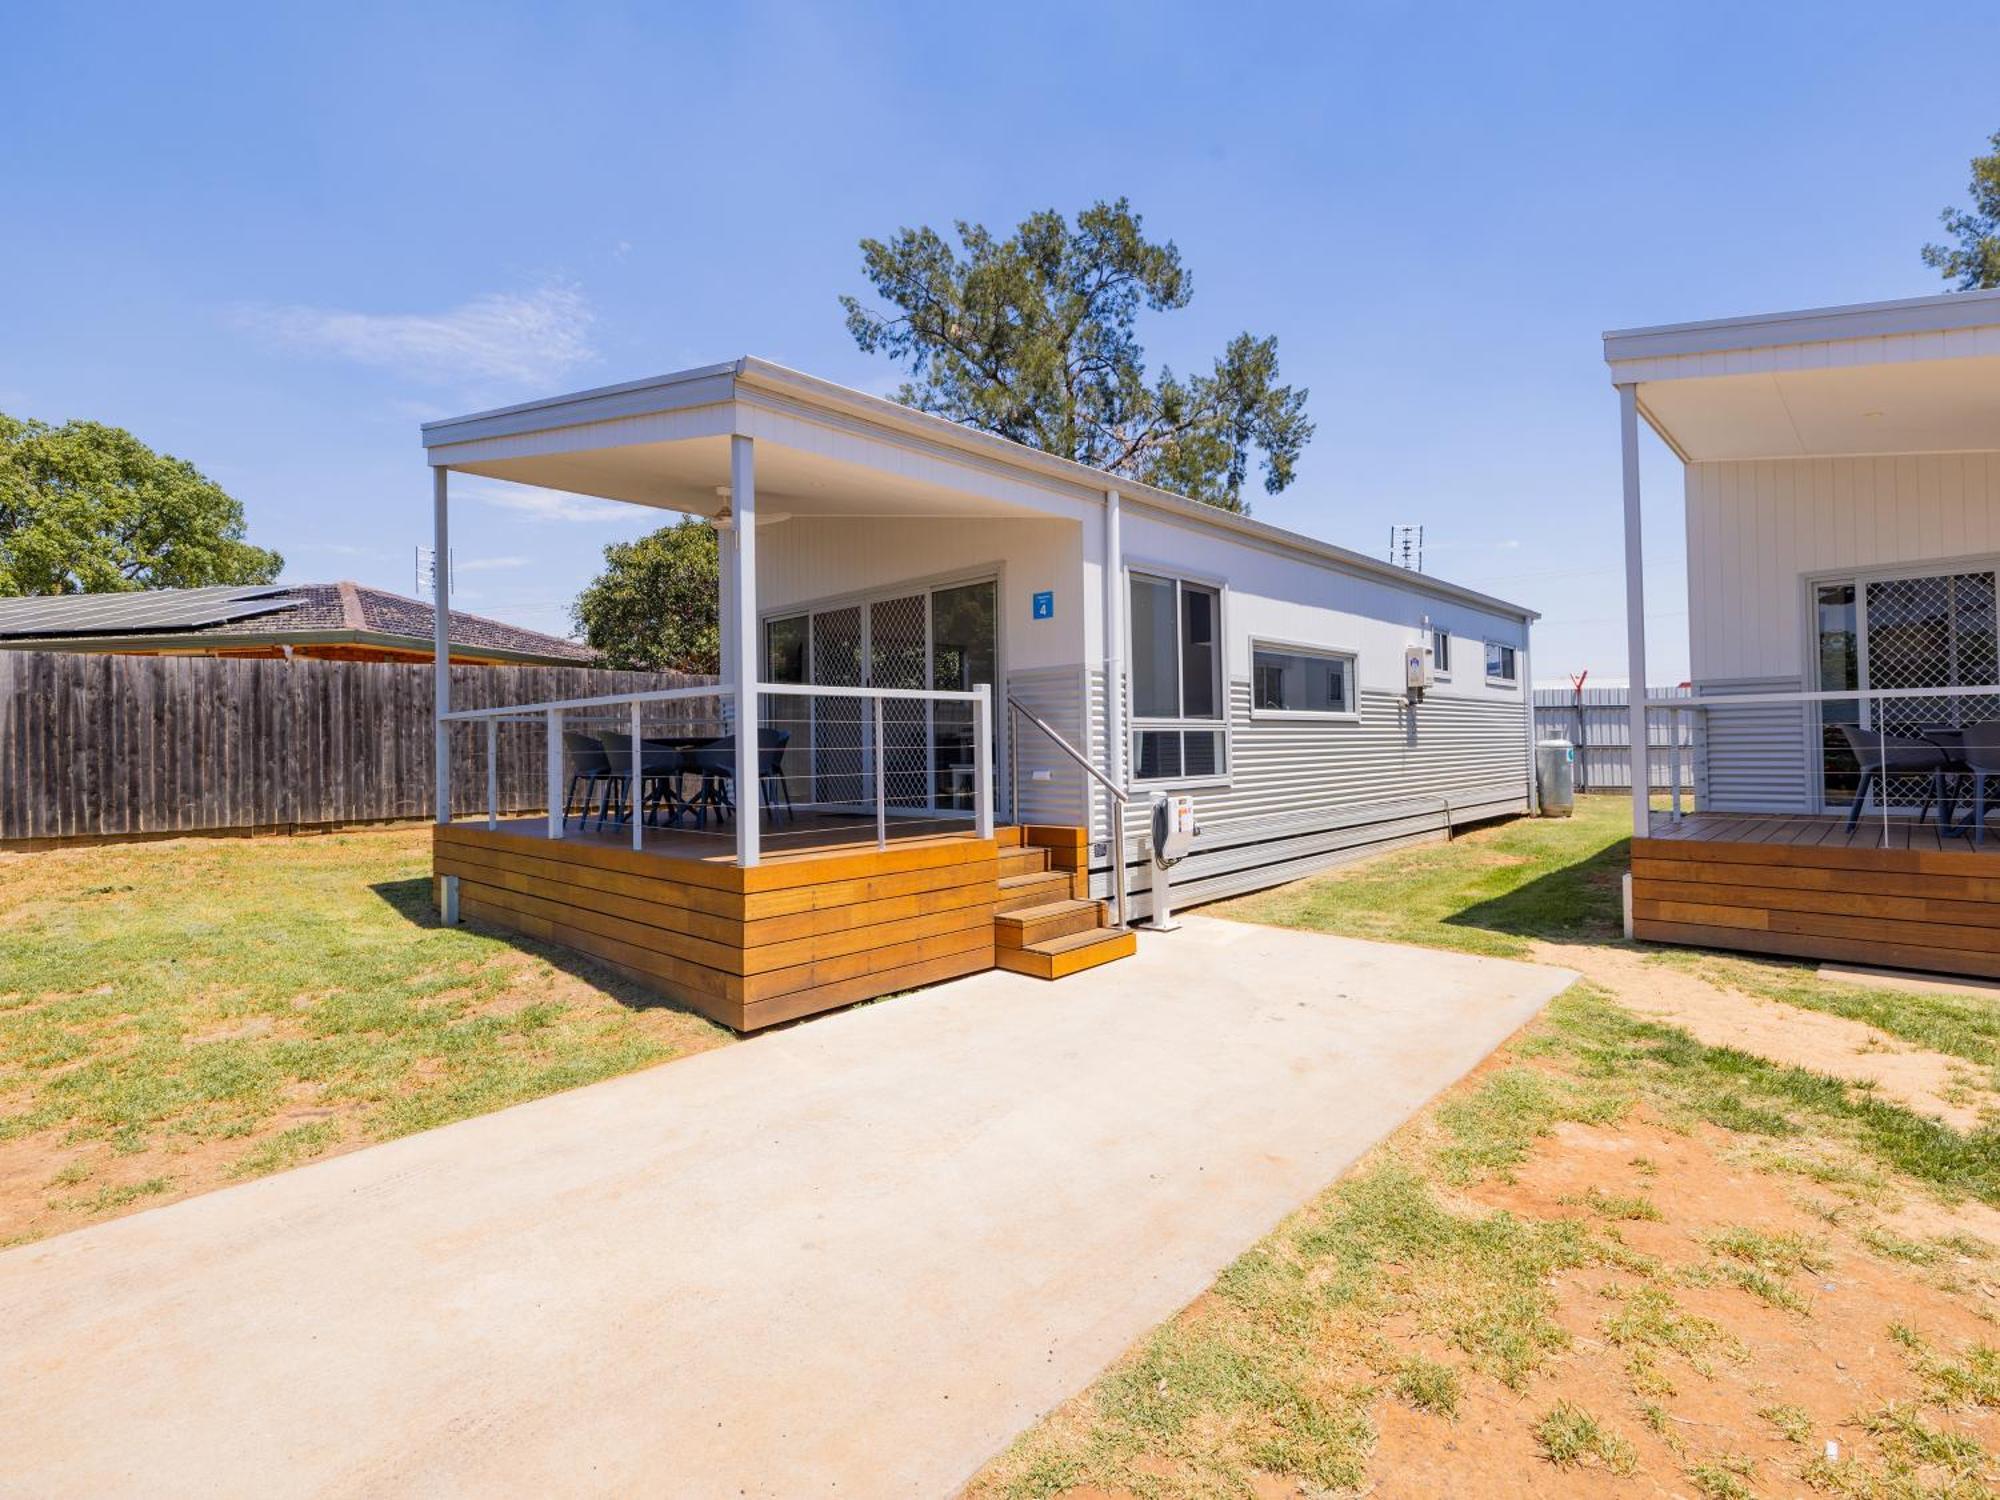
xmin=237 ymin=283 xmax=596 ymax=386
xmin=457 ymin=481 xmax=635 ymax=524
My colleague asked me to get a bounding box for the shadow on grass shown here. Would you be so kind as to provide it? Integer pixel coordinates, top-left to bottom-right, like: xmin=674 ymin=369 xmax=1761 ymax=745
xmin=1437 ymin=828 xmax=1634 ymax=949
xmin=366 ymin=876 xmax=717 ymax=1024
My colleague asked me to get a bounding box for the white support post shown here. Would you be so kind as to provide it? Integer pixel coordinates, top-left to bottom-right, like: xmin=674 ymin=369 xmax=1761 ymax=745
xmin=485 ymin=718 xmax=498 ymax=829
xmin=717 ymin=518 xmax=736 ymax=728
xmin=1102 ymin=487 xmax=1126 ymax=799
xmin=546 ymin=708 xmax=564 ymax=840
xmin=1617 ymin=382 xmax=1649 ymax=840
xmin=973 ymin=683 xmax=994 ymax=840
xmin=432 ymin=466 xmax=451 ymax=825
xmin=873 ymin=696 xmax=887 ymax=848
xmin=730 ymin=435 xmax=760 ymax=868
xmin=630 ymin=699 xmax=644 ymax=852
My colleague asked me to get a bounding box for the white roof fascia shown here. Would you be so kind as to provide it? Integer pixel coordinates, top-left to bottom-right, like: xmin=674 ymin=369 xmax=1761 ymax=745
xmin=421 ymin=356 xmax=1538 ymax=623
xmin=1603 ymin=286 xmax=2000 ymax=368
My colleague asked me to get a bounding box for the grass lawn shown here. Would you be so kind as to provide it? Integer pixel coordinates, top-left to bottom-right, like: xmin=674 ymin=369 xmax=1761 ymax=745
xmin=0 ymin=828 xmax=728 ymax=1247
xmin=970 ymin=797 xmax=2000 ymax=1499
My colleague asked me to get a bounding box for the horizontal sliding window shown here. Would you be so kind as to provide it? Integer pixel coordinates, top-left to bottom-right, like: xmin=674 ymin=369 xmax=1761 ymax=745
xmin=1252 ymin=642 xmax=1355 ymax=716
xmin=1485 ymin=641 xmax=1518 ymax=683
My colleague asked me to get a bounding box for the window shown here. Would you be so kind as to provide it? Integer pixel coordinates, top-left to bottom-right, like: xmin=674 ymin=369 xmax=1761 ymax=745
xmin=1251 ymin=642 xmax=1356 ymax=717
xmin=1809 ymin=566 xmax=1998 ymax=810
xmin=1431 ymin=628 xmax=1452 ymax=677
xmin=1129 ymin=571 xmax=1226 ymax=781
xmin=1485 ymin=641 xmax=1518 ymax=683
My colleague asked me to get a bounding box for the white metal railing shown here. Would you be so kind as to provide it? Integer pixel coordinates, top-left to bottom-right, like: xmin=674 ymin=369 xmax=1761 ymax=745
xmin=1008 ymin=697 xmax=1131 ymax=927
xmin=1639 ymin=681 xmax=2000 ymax=847
xmin=440 ymin=682 xmax=994 ymax=866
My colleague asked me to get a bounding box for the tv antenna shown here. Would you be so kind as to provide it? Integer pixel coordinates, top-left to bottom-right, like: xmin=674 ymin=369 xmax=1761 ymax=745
xmin=415 ymin=546 xmax=456 ymax=599
xmin=1388 ymin=524 xmax=1424 ymax=572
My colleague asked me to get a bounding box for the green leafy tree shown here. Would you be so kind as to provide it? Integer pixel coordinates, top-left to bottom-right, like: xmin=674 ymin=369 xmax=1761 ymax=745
xmin=1923 ymin=130 xmax=2000 ymax=290
xmin=0 ymin=415 xmax=282 ymax=595
xmin=841 ymin=198 xmax=1313 ymax=513
xmin=572 ymin=517 xmax=720 ymax=673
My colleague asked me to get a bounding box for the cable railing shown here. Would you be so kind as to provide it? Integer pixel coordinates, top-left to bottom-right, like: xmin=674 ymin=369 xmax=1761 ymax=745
xmin=440 ymin=682 xmax=994 ymax=866
xmin=1640 ymin=682 xmax=2000 ymax=847
xmin=1007 ymin=697 xmax=1131 ymax=927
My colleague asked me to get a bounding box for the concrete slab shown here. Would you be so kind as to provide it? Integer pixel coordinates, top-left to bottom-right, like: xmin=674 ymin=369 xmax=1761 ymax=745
xmin=0 ymin=916 xmax=1573 ymax=1499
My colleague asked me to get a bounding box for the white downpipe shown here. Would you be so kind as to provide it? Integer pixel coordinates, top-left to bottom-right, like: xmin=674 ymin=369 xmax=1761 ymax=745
xmin=730 ymin=435 xmax=760 ymax=868
xmin=432 ymin=466 xmax=451 ymax=825
xmin=1520 ymin=616 xmax=1538 ymax=814
xmin=1618 ymin=382 xmax=1649 ymax=840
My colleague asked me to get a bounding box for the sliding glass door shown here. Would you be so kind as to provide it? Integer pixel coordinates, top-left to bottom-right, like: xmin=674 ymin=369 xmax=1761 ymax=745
xmin=1812 ymin=566 xmax=1999 ymax=809
xmin=763 ymin=577 xmax=998 ymax=817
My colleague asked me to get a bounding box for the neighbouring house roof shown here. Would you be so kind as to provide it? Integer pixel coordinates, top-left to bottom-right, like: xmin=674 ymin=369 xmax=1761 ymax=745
xmin=0 ymin=582 xmax=596 ymax=665
xmin=1602 ymin=286 xmax=2000 ymax=462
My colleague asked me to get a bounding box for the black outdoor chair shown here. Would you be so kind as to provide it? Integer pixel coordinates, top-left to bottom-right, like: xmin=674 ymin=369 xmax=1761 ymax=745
xmin=1834 ymin=722 xmax=1952 ymax=833
xmin=597 ymin=730 xmax=692 ymax=830
xmin=1951 ymin=723 xmax=2000 ymax=845
xmin=559 ymin=732 xmax=617 ymax=830
xmin=687 ymin=730 xmax=794 ymax=828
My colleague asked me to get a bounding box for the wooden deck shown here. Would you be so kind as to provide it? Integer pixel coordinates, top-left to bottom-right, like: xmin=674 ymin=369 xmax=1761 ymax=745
xmin=434 ymin=815 xmax=1001 ymax=1032
xmin=1632 ymin=811 xmax=2000 ymax=980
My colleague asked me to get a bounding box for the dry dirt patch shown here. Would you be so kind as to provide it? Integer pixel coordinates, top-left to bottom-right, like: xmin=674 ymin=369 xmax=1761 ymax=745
xmin=1537 ymin=939 xmax=1997 ymax=1132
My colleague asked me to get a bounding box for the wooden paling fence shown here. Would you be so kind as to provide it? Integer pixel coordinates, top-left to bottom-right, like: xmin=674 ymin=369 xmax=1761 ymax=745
xmin=0 ymin=651 xmax=713 ymax=847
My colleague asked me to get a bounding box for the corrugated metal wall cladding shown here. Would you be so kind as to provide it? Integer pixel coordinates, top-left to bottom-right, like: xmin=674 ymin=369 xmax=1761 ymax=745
xmin=1006 ymin=665 xmax=1089 ymax=827
xmin=1070 ymin=677 xmax=1530 ymax=913
xmin=1695 ymin=676 xmax=1810 ymax=812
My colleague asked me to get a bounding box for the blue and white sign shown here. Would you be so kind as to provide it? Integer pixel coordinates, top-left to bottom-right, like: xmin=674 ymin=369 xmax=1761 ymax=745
xmin=1031 ymin=590 xmax=1054 ymax=620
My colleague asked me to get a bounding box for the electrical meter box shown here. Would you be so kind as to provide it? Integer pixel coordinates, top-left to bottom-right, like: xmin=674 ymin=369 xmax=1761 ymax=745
xmin=1151 ymin=793 xmax=1198 ymax=866
xmin=1405 ymin=644 xmax=1433 ymax=698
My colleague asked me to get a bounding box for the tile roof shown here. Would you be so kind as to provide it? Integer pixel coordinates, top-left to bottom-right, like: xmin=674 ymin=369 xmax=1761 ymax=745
xmin=0 ymin=582 xmax=596 ymax=663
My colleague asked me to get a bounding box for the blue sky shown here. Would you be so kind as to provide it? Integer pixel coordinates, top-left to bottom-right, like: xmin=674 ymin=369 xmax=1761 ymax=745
xmin=4 ymin=3 xmax=1995 ymax=684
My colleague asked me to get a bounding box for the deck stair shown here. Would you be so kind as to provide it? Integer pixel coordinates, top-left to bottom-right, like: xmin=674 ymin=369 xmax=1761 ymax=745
xmin=991 ymin=827 xmax=1136 ymax=980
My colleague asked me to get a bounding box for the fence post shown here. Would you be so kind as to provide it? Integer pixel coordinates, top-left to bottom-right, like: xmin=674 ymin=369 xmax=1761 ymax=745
xmin=973 ymin=684 xmax=994 ymax=840
xmin=486 ymin=718 xmax=498 ymax=829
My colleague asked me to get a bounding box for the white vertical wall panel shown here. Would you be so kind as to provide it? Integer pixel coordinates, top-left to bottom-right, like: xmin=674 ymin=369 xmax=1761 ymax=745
xmin=757 ymin=516 xmax=1085 ymax=673
xmin=1686 ymin=453 xmax=2000 ymax=683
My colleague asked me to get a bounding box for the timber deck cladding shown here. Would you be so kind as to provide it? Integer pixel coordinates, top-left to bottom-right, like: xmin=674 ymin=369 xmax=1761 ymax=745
xmin=435 ymin=822 xmax=998 ymax=1032
xmin=1632 ymin=819 xmax=2000 ymax=981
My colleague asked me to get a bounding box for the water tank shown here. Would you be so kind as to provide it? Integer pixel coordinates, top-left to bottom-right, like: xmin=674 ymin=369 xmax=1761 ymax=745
xmin=1536 ymin=739 xmax=1576 ymax=817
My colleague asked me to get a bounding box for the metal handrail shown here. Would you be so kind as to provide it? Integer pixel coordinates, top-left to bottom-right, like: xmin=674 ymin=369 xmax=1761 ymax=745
xmin=1006 ymin=697 xmax=1131 ymax=928
xmin=440 ymin=679 xmax=991 ymax=723
xmin=1640 ymin=681 xmax=2000 ymax=846
xmin=439 ymin=680 xmax=994 ymax=860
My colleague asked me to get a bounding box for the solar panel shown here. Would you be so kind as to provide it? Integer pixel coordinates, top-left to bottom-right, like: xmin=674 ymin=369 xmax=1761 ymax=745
xmin=0 ymin=585 xmax=299 ymax=637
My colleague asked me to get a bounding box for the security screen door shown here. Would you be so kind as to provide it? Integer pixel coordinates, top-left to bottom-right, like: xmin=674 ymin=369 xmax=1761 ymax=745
xmin=1813 ymin=567 xmax=1999 ymax=809
xmin=763 ymin=579 xmax=998 ymax=816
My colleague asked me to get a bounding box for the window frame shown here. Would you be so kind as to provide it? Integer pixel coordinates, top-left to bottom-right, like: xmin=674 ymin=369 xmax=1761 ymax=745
xmin=1247 ymin=637 xmax=1360 ymax=723
xmin=1484 ymin=640 xmax=1519 ymax=686
xmin=1430 ymin=626 xmax=1453 ymax=680
xmin=1124 ymin=565 xmax=1231 ymax=788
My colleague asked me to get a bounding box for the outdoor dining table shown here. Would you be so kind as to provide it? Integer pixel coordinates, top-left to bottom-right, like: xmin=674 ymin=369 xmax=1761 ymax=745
xmin=640 ymin=736 xmax=722 ymax=828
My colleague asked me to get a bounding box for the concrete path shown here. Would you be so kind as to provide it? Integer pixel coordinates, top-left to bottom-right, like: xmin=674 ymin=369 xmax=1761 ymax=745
xmin=0 ymin=917 xmax=1572 ymax=1499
